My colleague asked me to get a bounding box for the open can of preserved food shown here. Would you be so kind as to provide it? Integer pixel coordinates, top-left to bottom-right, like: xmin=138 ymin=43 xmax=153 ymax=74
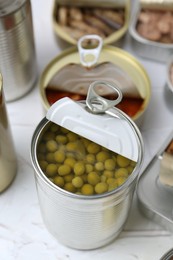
xmin=0 ymin=73 xmax=17 ymax=192
xmin=129 ymin=0 xmax=173 ymax=63
xmin=31 ymin=80 xmax=144 ymax=250
xmin=52 ymin=0 xmax=130 ymax=46
xmin=39 ymin=35 xmax=151 ymax=127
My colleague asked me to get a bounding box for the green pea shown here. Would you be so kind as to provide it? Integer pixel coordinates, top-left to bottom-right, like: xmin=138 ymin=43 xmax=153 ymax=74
xmin=104 ymin=158 xmax=116 ymax=171
xmin=53 ymin=176 xmax=64 ymax=188
xmin=95 ymin=182 xmax=108 ymax=194
xmin=46 ymin=140 xmax=58 ymax=152
xmin=58 ymin=165 xmax=71 ymax=176
xmin=96 ymin=151 xmax=110 ymax=162
xmin=46 ymin=163 xmax=58 ymax=177
xmin=54 ymin=150 xmax=65 ymax=163
xmin=117 ymin=155 xmax=130 ymax=167
xmin=87 ymin=142 xmax=101 ymax=154
xmin=81 ymin=184 xmax=94 ymax=195
xmin=56 ymin=135 xmax=68 ymax=144
xmin=117 ymin=177 xmax=126 ymax=186
xmin=103 ymin=170 xmax=114 ymax=178
xmin=95 ymin=162 xmax=104 ymax=171
xmin=64 ymin=174 xmax=74 ymax=183
xmin=67 ymin=132 xmax=78 ymax=142
xmin=46 ymin=152 xmax=55 ymax=163
xmin=87 ymin=171 xmax=100 ymax=185
xmin=64 ymin=157 xmax=76 ymax=168
xmin=86 ymin=154 xmax=95 ymax=164
xmin=39 ymin=160 xmax=48 ymax=171
xmin=85 ymin=164 xmax=94 ymax=174
xmin=72 ymin=176 xmax=84 ymax=188
xmin=74 ymin=162 xmax=85 ymax=175
xmin=115 ymin=168 xmax=128 ymax=178
xmin=64 ymin=183 xmax=76 ymax=193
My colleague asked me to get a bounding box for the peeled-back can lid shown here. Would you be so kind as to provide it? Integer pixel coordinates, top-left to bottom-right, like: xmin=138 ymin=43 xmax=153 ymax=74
xmin=46 ymin=81 xmax=141 ymax=162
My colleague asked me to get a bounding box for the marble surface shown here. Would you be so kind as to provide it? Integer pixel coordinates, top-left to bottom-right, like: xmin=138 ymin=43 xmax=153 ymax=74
xmin=1 ymin=0 xmax=173 ymax=259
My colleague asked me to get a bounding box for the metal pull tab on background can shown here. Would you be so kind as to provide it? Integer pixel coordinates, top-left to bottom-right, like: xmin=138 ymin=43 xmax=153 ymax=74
xmin=77 ymin=35 xmax=103 ymax=68
xmin=86 ymin=81 xmax=123 ymax=114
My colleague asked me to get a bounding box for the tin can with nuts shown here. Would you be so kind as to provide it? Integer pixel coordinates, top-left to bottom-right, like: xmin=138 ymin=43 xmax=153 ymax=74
xmin=31 ymin=81 xmax=144 ymax=249
xmin=0 ymin=0 xmax=37 ymax=102
xmin=0 ymin=73 xmax=17 ymax=192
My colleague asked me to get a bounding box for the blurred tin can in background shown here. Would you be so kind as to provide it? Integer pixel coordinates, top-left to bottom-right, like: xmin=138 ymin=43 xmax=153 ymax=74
xmin=0 ymin=73 xmax=17 ymax=192
xmin=0 ymin=0 xmax=37 ymax=102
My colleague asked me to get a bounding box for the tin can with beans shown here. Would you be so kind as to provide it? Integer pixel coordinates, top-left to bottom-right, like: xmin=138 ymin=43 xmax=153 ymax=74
xmin=31 ymin=81 xmax=144 ymax=249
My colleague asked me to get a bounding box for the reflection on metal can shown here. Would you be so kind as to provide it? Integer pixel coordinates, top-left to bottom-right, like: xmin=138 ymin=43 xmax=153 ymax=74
xmin=0 ymin=0 xmax=37 ymax=102
xmin=0 ymin=73 xmax=17 ymax=192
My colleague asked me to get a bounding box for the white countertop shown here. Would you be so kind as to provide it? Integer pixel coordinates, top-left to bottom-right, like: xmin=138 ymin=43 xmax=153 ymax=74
xmin=1 ymin=1 xmax=173 ymax=259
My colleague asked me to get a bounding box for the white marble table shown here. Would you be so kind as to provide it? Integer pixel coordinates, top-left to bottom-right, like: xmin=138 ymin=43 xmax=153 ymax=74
xmin=1 ymin=1 xmax=173 ymax=259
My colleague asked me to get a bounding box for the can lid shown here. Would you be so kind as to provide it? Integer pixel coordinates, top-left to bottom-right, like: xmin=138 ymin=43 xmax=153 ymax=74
xmin=46 ymin=81 xmax=140 ymax=161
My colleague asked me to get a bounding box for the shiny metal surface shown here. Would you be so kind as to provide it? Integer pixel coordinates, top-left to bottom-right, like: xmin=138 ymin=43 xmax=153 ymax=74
xmin=31 ymin=98 xmax=144 ymax=250
xmin=137 ymin=131 xmax=173 ymax=233
xmin=0 ymin=0 xmax=37 ymax=101
xmin=160 ymin=248 xmax=173 ymax=260
xmin=129 ymin=2 xmax=173 ymax=63
xmin=0 ymin=74 xmax=17 ymax=192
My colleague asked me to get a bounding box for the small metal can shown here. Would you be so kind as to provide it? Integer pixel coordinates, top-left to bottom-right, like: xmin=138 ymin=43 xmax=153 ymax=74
xmin=0 ymin=0 xmax=37 ymax=102
xmin=129 ymin=0 xmax=173 ymax=63
xmin=0 ymin=73 xmax=17 ymax=192
xmin=31 ymin=81 xmax=144 ymax=250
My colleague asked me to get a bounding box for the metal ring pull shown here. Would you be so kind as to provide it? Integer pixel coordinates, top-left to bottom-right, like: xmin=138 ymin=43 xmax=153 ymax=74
xmin=86 ymin=81 xmax=123 ymax=114
xmin=77 ymin=34 xmax=103 ymax=68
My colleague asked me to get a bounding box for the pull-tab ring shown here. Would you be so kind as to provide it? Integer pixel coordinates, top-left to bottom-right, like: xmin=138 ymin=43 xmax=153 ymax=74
xmin=86 ymin=81 xmax=123 ymax=114
xmin=77 ymin=35 xmax=103 ymax=68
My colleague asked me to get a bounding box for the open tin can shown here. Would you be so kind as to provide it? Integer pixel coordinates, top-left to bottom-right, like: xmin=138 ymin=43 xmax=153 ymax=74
xmin=39 ymin=35 xmax=151 ymax=127
xmin=0 ymin=73 xmax=17 ymax=192
xmin=137 ymin=131 xmax=173 ymax=232
xmin=52 ymin=0 xmax=130 ymax=46
xmin=31 ymin=81 xmax=144 ymax=249
xmin=129 ymin=0 xmax=173 ymax=63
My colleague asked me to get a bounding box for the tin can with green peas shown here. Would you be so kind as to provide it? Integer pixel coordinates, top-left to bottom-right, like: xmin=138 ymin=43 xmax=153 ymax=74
xmin=30 ymin=81 xmax=144 ymax=249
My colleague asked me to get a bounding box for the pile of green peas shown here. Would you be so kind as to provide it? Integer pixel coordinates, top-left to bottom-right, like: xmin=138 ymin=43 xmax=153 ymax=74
xmin=37 ymin=122 xmax=136 ymax=195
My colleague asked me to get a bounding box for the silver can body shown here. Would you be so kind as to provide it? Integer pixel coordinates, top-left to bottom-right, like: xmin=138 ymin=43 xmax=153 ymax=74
xmin=0 ymin=74 xmax=17 ymax=192
xmin=0 ymin=0 xmax=37 ymax=102
xmin=31 ymin=104 xmax=143 ymax=250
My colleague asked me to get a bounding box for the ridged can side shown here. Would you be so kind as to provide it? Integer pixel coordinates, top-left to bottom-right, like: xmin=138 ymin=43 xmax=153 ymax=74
xmin=0 ymin=74 xmax=17 ymax=192
xmin=0 ymin=0 xmax=37 ymax=102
